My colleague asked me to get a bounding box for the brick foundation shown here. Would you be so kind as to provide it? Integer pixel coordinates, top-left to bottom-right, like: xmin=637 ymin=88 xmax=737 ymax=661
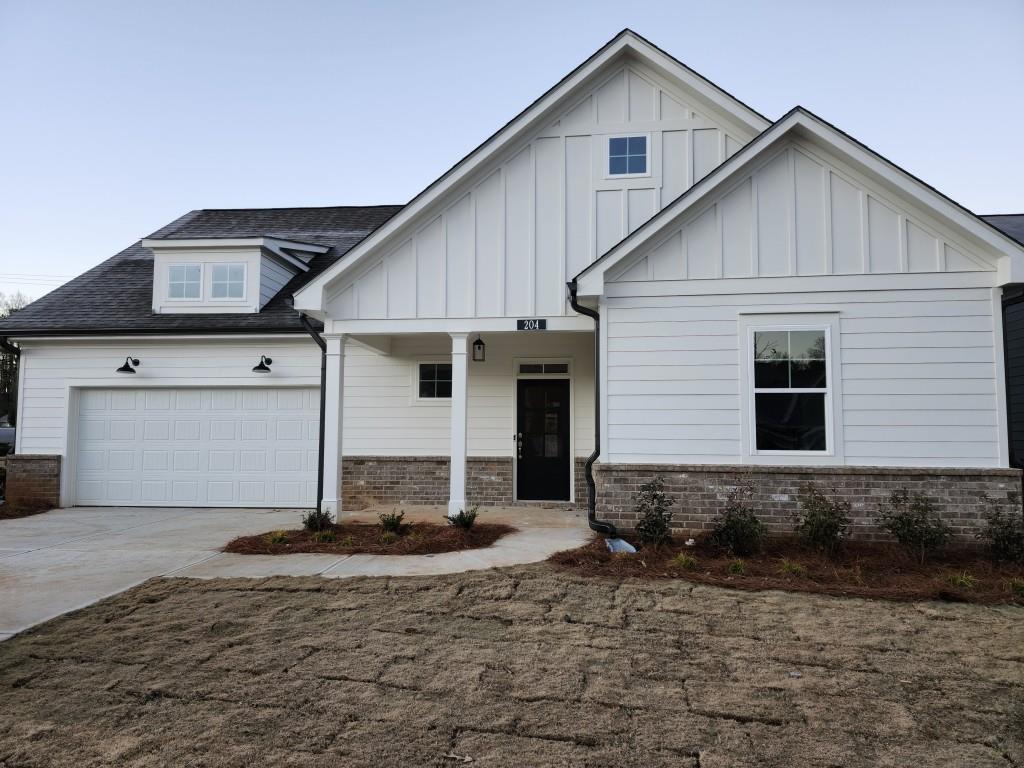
xmin=593 ymin=463 xmax=1023 ymax=541
xmin=3 ymin=455 xmax=61 ymax=510
xmin=341 ymin=456 xmax=587 ymax=509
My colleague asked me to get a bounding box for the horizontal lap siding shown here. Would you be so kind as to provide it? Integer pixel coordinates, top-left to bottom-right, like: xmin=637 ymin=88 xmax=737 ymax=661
xmin=605 ymin=286 xmax=1001 ymax=467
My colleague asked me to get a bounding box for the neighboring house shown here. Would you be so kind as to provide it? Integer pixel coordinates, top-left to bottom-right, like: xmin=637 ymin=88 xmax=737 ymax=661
xmin=2 ymin=30 xmax=1023 ymax=535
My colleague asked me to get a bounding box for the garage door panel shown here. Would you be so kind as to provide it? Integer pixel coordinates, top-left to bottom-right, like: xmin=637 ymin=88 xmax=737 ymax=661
xmin=76 ymin=387 xmax=317 ymax=507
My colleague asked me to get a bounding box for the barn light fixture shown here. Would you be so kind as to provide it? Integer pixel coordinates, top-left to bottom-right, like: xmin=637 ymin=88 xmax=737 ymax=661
xmin=472 ymin=335 xmax=486 ymax=363
xmin=252 ymin=355 xmax=273 ymax=373
xmin=116 ymin=356 xmax=140 ymax=374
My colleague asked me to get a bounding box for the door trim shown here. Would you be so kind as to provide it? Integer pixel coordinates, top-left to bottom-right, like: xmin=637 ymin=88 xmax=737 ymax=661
xmin=512 ymin=357 xmax=574 ymax=503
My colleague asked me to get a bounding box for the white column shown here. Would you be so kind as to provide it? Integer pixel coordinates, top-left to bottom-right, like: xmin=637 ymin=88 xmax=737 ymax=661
xmin=322 ymin=334 xmax=345 ymax=518
xmin=448 ymin=332 xmax=470 ymax=517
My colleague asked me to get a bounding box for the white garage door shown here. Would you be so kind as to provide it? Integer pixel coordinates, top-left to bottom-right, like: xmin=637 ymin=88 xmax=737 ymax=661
xmin=75 ymin=388 xmax=318 ymax=507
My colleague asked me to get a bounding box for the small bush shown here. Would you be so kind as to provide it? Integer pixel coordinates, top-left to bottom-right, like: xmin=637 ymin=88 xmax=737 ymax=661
xmin=311 ymin=530 xmax=336 ymax=544
xmin=266 ymin=530 xmax=288 ymax=546
xmin=302 ymin=507 xmax=333 ymax=533
xmin=727 ymin=559 xmax=746 ymax=575
xmin=794 ymin=484 xmax=850 ymax=557
xmin=1010 ymin=579 xmax=1024 ymax=599
xmin=709 ymin=485 xmax=765 ymax=556
xmin=779 ymin=558 xmax=807 ymax=577
xmin=977 ymin=496 xmax=1024 ymax=564
xmin=340 ymin=535 xmax=355 ymax=547
xmin=447 ymin=506 xmax=478 ymax=531
xmin=379 ymin=531 xmax=399 ymax=545
xmin=673 ymin=553 xmax=698 ymax=570
xmin=947 ymin=571 xmax=977 ymax=590
xmin=877 ymin=489 xmax=952 ymax=564
xmin=633 ymin=476 xmax=675 ymax=547
xmin=378 ymin=509 xmax=406 ymax=534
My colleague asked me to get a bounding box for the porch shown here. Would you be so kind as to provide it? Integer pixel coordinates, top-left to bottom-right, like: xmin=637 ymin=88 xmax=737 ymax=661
xmin=320 ymin=328 xmax=595 ymax=517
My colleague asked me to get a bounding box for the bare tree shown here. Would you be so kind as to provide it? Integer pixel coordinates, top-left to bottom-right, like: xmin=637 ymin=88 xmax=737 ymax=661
xmin=0 ymin=292 xmax=31 ymax=426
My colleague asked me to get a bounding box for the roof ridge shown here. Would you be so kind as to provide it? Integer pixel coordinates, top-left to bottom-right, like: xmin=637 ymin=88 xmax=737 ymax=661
xmin=192 ymin=204 xmax=403 ymax=213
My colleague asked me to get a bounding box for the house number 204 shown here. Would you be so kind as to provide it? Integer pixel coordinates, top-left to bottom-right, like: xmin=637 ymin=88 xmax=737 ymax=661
xmin=517 ymin=319 xmax=547 ymax=331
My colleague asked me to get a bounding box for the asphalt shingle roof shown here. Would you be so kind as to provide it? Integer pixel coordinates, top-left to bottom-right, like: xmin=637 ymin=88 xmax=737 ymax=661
xmin=984 ymin=214 xmax=1024 ymax=248
xmin=0 ymin=205 xmax=402 ymax=337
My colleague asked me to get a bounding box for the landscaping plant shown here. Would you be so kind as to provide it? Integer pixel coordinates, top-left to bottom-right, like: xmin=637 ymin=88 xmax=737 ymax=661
xmin=947 ymin=571 xmax=977 ymax=590
xmin=378 ymin=509 xmax=406 ymax=534
xmin=266 ymin=530 xmax=288 ymax=546
xmin=673 ymin=553 xmax=698 ymax=570
xmin=877 ymin=489 xmax=952 ymax=564
xmin=311 ymin=530 xmax=336 ymax=544
xmin=977 ymin=496 xmax=1024 ymax=564
xmin=727 ymin=559 xmax=745 ymax=575
xmin=709 ymin=485 xmax=765 ymax=556
xmin=302 ymin=507 xmax=333 ymax=533
xmin=794 ymin=483 xmax=850 ymax=557
xmin=779 ymin=558 xmax=807 ymax=577
xmin=447 ymin=506 xmax=478 ymax=531
xmin=633 ymin=476 xmax=675 ymax=547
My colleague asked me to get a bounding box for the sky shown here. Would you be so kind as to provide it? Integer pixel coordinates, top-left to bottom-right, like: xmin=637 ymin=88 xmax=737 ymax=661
xmin=0 ymin=0 xmax=1022 ymax=300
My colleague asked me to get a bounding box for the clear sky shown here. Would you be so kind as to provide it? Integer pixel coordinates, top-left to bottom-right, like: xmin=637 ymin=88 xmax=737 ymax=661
xmin=1 ymin=0 xmax=1021 ymax=300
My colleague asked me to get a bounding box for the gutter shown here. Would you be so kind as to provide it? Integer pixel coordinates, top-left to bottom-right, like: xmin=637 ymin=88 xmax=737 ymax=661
xmin=299 ymin=315 xmax=328 ymax=515
xmin=566 ymin=279 xmax=618 ymax=537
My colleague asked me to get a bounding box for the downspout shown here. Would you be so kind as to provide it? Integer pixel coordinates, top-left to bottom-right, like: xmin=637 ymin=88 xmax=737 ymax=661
xmin=567 ymin=279 xmax=618 ymax=537
xmin=299 ymin=315 xmax=327 ymax=514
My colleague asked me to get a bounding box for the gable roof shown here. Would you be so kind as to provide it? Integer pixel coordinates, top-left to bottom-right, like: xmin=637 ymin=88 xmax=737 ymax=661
xmin=0 ymin=205 xmax=401 ymax=338
xmin=574 ymin=107 xmax=1024 ymax=294
xmin=292 ymin=29 xmax=771 ymax=312
xmin=984 ymin=214 xmax=1024 ymax=247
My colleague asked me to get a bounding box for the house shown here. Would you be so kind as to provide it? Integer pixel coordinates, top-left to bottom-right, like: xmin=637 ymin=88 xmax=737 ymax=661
xmin=2 ymin=30 xmax=1023 ymax=537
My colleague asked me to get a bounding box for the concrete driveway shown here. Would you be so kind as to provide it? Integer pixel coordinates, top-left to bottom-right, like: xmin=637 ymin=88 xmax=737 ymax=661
xmin=0 ymin=507 xmax=301 ymax=639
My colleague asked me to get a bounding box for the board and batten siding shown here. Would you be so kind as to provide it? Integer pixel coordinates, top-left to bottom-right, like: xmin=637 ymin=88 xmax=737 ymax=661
xmin=326 ymin=62 xmax=753 ymax=322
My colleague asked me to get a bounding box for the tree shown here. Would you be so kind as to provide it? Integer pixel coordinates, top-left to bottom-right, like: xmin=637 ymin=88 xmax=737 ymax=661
xmin=0 ymin=292 xmax=31 ymax=426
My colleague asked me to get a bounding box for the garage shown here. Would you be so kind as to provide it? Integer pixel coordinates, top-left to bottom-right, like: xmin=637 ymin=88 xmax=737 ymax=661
xmin=74 ymin=387 xmax=319 ymax=507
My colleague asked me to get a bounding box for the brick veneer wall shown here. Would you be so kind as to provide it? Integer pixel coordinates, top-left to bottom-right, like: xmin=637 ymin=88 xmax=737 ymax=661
xmin=341 ymin=456 xmax=587 ymax=509
xmin=3 ymin=455 xmax=61 ymax=510
xmin=594 ymin=463 xmax=1023 ymax=541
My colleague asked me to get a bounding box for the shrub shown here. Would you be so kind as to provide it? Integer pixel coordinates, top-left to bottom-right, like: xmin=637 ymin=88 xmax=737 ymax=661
xmin=302 ymin=507 xmax=333 ymax=533
xmin=633 ymin=476 xmax=675 ymax=547
xmin=779 ymin=558 xmax=807 ymax=577
xmin=673 ymin=553 xmax=698 ymax=570
xmin=727 ymin=559 xmax=746 ymax=575
xmin=1010 ymin=579 xmax=1024 ymax=599
xmin=977 ymin=496 xmax=1024 ymax=564
xmin=340 ymin=535 xmax=355 ymax=547
xmin=947 ymin=571 xmax=976 ymax=590
xmin=877 ymin=489 xmax=952 ymax=564
xmin=794 ymin=484 xmax=850 ymax=556
xmin=311 ymin=530 xmax=336 ymax=544
xmin=266 ymin=530 xmax=288 ymax=546
xmin=378 ymin=509 xmax=406 ymax=534
xmin=709 ymin=485 xmax=765 ymax=556
xmin=446 ymin=506 xmax=478 ymax=531
xmin=379 ymin=531 xmax=399 ymax=545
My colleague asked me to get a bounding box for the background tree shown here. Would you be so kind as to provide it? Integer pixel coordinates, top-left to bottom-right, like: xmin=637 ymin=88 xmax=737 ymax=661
xmin=0 ymin=292 xmax=31 ymax=427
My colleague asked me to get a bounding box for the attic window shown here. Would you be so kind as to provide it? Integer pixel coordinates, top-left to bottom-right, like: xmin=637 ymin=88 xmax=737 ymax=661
xmin=609 ymin=136 xmax=647 ymax=175
xmin=211 ymin=264 xmax=245 ymax=299
xmin=168 ymin=264 xmax=201 ymax=299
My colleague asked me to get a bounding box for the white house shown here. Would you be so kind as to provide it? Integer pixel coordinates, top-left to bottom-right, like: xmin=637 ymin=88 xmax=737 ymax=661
xmin=3 ymin=30 xmax=1023 ymax=537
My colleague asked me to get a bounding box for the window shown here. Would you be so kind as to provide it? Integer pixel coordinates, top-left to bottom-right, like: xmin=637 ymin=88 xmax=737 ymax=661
xmin=609 ymin=135 xmax=647 ymax=175
xmin=211 ymin=264 xmax=245 ymax=299
xmin=418 ymin=363 xmax=452 ymax=399
xmin=518 ymin=363 xmax=568 ymax=375
xmin=752 ymin=329 xmax=828 ymax=452
xmin=168 ymin=264 xmax=201 ymax=299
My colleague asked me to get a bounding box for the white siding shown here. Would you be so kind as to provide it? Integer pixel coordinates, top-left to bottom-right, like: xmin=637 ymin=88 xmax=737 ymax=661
xmin=326 ymin=62 xmax=756 ymax=321
xmin=603 ymin=285 xmax=1002 ymax=467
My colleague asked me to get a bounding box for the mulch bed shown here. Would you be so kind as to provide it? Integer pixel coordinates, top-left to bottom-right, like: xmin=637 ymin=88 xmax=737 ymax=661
xmin=224 ymin=521 xmax=516 ymax=556
xmin=0 ymin=504 xmax=50 ymax=520
xmin=550 ymin=537 xmax=1024 ymax=604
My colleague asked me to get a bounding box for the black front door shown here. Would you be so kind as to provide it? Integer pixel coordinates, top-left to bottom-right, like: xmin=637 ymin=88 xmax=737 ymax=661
xmin=516 ymin=379 xmax=570 ymax=501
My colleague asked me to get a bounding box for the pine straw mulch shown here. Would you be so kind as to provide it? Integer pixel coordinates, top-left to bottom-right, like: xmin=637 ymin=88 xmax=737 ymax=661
xmin=550 ymin=536 xmax=1024 ymax=605
xmin=224 ymin=521 xmax=516 ymax=556
xmin=0 ymin=503 xmax=50 ymax=520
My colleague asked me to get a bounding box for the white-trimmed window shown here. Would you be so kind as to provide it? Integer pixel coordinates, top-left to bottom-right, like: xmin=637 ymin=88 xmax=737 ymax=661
xmin=211 ymin=263 xmax=245 ymax=299
xmin=417 ymin=362 xmax=452 ymax=399
xmin=168 ymin=264 xmax=201 ymax=299
xmin=608 ymin=135 xmax=648 ymax=176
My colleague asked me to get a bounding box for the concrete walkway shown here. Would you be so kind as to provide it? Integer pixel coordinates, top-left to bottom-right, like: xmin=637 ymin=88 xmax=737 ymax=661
xmin=0 ymin=505 xmax=592 ymax=639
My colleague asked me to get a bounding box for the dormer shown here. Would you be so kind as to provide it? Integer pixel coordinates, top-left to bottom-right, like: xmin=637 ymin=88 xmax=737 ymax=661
xmin=142 ymin=237 xmax=330 ymax=314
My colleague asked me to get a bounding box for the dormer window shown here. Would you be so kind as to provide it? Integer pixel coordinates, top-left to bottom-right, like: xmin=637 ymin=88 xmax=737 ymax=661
xmin=168 ymin=264 xmax=201 ymax=299
xmin=211 ymin=264 xmax=245 ymax=299
xmin=608 ymin=135 xmax=647 ymax=176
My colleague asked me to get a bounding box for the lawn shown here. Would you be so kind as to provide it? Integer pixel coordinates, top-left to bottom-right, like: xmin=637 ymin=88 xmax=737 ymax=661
xmin=0 ymin=565 xmax=1022 ymax=767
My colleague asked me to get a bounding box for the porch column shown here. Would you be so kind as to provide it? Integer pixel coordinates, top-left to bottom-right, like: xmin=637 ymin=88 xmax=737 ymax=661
xmin=322 ymin=334 xmax=345 ymax=518
xmin=448 ymin=332 xmax=469 ymax=517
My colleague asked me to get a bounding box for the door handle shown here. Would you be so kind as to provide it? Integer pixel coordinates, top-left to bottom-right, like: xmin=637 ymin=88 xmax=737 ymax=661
xmin=515 ymin=432 xmax=523 ymax=460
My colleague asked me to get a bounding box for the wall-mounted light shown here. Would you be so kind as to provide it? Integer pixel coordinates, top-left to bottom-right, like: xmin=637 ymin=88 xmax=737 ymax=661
xmin=116 ymin=357 xmax=140 ymax=374
xmin=252 ymin=355 xmax=273 ymax=373
xmin=472 ymin=335 xmax=486 ymax=363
